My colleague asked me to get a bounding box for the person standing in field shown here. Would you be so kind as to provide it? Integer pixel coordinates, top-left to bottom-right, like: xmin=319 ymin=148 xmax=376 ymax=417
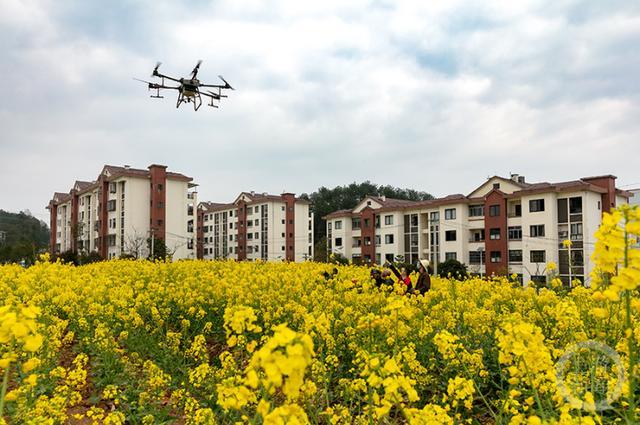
xmin=399 ymin=267 xmax=412 ymax=292
xmin=414 ymin=259 xmax=431 ymax=295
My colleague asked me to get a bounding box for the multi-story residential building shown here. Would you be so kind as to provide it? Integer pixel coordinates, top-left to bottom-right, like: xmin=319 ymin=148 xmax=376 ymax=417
xmin=197 ymin=192 xmax=313 ymax=262
xmin=47 ymin=164 xmax=197 ymax=259
xmin=630 ymin=189 xmax=640 ymax=208
xmin=324 ymin=174 xmax=631 ymax=285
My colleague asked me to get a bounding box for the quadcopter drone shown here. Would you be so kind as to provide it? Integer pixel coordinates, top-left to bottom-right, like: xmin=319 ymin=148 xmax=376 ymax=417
xmin=135 ymin=61 xmax=234 ymax=111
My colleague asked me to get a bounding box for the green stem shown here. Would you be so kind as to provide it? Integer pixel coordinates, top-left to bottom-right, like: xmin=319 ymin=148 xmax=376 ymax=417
xmin=0 ymin=362 xmax=10 ymax=419
xmin=624 ymin=214 xmax=636 ymax=422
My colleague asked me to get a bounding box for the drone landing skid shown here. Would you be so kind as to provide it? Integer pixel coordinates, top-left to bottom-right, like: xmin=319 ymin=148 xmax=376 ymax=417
xmin=176 ymin=92 xmax=203 ymax=111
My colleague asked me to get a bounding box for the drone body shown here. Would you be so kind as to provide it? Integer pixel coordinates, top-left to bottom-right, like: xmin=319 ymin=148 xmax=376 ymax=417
xmin=135 ymin=61 xmax=234 ymax=111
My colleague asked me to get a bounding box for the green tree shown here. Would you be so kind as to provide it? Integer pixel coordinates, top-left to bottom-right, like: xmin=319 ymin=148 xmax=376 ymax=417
xmin=147 ymin=237 xmax=168 ymax=261
xmin=0 ymin=210 xmax=49 ymax=265
xmin=307 ymin=182 xmax=433 ymax=247
xmin=438 ymin=259 xmax=468 ymax=279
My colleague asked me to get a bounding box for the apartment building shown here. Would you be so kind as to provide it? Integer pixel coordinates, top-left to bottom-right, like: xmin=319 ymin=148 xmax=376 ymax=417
xmin=197 ymin=192 xmax=314 ymax=262
xmin=47 ymin=164 xmax=197 ymax=259
xmin=324 ymin=174 xmax=631 ymax=285
xmin=630 ymin=189 xmax=640 ymax=207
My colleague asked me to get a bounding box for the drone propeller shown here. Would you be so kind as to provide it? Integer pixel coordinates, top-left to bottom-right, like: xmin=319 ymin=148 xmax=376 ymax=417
xmin=151 ymin=61 xmax=162 ymax=77
xmin=134 ymin=77 xmax=155 ymax=89
xmin=191 ymin=60 xmax=203 ymax=78
xmin=218 ymin=75 xmax=234 ymax=90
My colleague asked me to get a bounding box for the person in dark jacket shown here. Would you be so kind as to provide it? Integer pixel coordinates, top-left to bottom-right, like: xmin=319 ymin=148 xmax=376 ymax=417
xmin=414 ymin=259 xmax=431 ymax=295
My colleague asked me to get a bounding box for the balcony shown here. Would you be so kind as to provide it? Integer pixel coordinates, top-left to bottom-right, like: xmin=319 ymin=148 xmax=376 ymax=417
xmin=187 ymin=192 xmax=196 ymax=200
xmin=469 ymin=238 xmax=485 ymax=243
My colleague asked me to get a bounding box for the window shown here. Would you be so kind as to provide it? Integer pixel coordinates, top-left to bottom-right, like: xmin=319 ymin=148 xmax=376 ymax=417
xmin=385 ymin=253 xmax=394 ymax=262
xmin=385 ymin=234 xmax=394 ymax=244
xmin=529 ymin=199 xmax=545 ymax=212
xmin=109 ymin=182 xmax=117 ymax=193
xmin=364 ymin=236 xmax=371 ymax=246
xmin=364 ymin=218 xmax=370 ymax=228
xmin=444 ymin=208 xmax=456 ymax=220
xmin=569 ymin=197 xmax=582 ymax=214
xmin=384 ymin=215 xmax=393 ymax=225
xmin=352 ymin=217 xmax=361 ymax=229
xmin=107 ymin=200 xmax=116 ymax=212
xmin=489 ymin=205 xmax=500 ymax=217
xmin=493 ymin=183 xmax=500 ymax=189
xmin=334 ymin=220 xmax=342 ymax=230
xmin=469 ymin=205 xmax=484 ymax=217
xmin=530 ymin=225 xmax=545 ymax=237
xmin=375 ymin=235 xmax=381 ymax=246
xmin=508 ymin=226 xmax=522 ymax=240
xmin=490 ymin=251 xmax=501 ymax=263
xmin=489 ymin=228 xmax=501 ymax=240
xmin=282 ymin=219 xmax=285 ymax=224
xmin=445 ymin=230 xmax=456 ymax=241
xmin=511 ymin=204 xmax=522 ymax=217
xmin=335 ymin=237 xmax=342 ymax=247
xmin=570 ymin=223 xmax=583 ymax=240
xmin=509 ymin=250 xmax=523 ymax=263
xmin=469 ymin=251 xmax=482 ymax=264
xmin=471 ymin=229 xmax=485 ymax=242
xmin=530 ymin=250 xmax=546 ymax=263
xmin=445 ymin=252 xmax=457 ymax=261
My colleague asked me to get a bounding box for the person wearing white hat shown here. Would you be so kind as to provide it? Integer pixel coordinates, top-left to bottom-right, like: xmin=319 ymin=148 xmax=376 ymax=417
xmin=414 ymin=259 xmax=431 ymax=294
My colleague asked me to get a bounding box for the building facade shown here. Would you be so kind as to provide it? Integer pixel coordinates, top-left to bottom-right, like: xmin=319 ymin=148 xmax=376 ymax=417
xmin=47 ymin=164 xmax=197 ymax=260
xmin=197 ymin=192 xmax=313 ymax=262
xmin=324 ymin=174 xmax=631 ymax=285
xmin=630 ymin=189 xmax=640 ymax=208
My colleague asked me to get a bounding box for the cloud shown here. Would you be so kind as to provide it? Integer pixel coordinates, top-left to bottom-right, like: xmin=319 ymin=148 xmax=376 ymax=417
xmin=0 ymin=0 xmax=639 ymax=222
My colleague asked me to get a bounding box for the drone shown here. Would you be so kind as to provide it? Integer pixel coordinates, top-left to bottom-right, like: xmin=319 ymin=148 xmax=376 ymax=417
xmin=135 ymin=61 xmax=234 ymax=111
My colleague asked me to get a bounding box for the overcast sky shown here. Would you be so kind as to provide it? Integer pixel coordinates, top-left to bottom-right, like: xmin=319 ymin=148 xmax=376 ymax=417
xmin=1 ymin=0 xmax=639 ymax=222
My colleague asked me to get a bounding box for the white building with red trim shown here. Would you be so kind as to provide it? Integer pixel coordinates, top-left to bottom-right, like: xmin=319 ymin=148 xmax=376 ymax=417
xmin=197 ymin=192 xmax=313 ymax=262
xmin=324 ymin=174 xmax=631 ymax=285
xmin=47 ymin=164 xmax=198 ymax=260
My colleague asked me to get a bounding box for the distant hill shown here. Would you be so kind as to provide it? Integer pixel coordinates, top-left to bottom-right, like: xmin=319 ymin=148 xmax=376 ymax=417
xmin=0 ymin=209 xmax=50 ymax=264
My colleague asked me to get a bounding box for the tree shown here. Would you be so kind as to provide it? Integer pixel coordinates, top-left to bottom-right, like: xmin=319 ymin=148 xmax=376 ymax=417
xmin=313 ymin=236 xmax=329 ymax=262
xmin=147 ymin=237 xmax=168 ymax=261
xmin=124 ymin=230 xmax=148 ymax=259
xmin=438 ymin=259 xmax=468 ymax=279
xmin=308 ymin=182 xmax=433 ymax=245
xmin=0 ymin=210 xmax=49 ymax=265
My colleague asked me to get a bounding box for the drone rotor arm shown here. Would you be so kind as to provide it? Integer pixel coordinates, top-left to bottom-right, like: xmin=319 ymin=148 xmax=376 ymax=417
xmin=152 ymin=72 xmax=181 ymax=83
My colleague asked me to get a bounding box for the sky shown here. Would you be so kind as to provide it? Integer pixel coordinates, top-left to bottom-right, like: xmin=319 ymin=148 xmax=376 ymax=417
xmin=1 ymin=0 xmax=639 ymax=223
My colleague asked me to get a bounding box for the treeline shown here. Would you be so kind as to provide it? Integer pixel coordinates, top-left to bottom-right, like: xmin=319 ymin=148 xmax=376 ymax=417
xmin=0 ymin=210 xmax=50 ymax=265
xmin=300 ymin=181 xmax=434 ymax=261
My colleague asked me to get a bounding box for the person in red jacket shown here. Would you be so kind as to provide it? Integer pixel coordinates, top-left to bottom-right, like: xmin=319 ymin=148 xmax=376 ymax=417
xmin=399 ymin=267 xmax=412 ymax=292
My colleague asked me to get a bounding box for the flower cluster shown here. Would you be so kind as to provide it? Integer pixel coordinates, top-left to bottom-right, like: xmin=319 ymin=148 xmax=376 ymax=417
xmin=0 ymin=205 xmax=638 ymax=423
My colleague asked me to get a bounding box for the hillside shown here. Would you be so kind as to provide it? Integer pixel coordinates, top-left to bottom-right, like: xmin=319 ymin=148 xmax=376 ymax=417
xmin=0 ymin=209 xmax=50 ymax=264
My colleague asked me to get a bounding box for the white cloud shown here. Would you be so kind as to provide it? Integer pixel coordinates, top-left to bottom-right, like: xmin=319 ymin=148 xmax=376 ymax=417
xmin=0 ymin=0 xmax=639 ymax=221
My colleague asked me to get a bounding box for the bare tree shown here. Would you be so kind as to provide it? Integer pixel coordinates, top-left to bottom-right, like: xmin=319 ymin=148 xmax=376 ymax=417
xmin=124 ymin=228 xmax=147 ymax=259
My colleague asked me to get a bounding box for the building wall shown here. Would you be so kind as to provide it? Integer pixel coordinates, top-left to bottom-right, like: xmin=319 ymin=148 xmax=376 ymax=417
xmin=324 ymin=179 xmax=629 ymax=285
xmin=122 ymin=177 xmax=152 ymax=257
xmin=165 ymin=179 xmax=194 ymax=259
xmin=199 ymin=197 xmax=312 ymax=262
xmin=49 ymin=166 xmax=195 ymax=260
